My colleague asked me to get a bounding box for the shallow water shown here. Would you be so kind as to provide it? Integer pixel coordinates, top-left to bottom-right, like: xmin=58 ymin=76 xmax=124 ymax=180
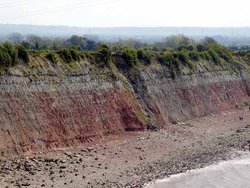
xmin=145 ymin=154 xmax=250 ymax=188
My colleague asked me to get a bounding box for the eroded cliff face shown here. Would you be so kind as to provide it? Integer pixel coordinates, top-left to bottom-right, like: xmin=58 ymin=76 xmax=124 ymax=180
xmin=113 ymin=57 xmax=250 ymax=128
xmin=0 ymin=55 xmax=249 ymax=155
xmin=134 ymin=70 xmax=248 ymax=126
xmin=0 ymin=75 xmax=147 ymax=155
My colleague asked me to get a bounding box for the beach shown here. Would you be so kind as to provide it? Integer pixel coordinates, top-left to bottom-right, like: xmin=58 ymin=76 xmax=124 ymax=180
xmin=0 ymin=107 xmax=249 ymax=188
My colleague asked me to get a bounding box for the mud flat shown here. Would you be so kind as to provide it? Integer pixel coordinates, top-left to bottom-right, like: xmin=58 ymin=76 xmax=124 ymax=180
xmin=0 ymin=107 xmax=250 ymax=188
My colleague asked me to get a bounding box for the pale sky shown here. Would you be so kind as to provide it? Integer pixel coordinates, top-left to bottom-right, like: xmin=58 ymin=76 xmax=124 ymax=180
xmin=0 ymin=0 xmax=249 ymax=27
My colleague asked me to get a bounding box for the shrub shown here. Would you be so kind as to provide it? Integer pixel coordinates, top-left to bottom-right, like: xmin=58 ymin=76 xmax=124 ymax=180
xmin=208 ymin=43 xmax=234 ymax=63
xmin=188 ymin=51 xmax=200 ymax=61
xmin=177 ymin=50 xmax=195 ymax=69
xmin=0 ymin=45 xmax=12 ymax=67
xmin=16 ymin=44 xmax=29 ymax=63
xmin=158 ymin=52 xmax=174 ymax=66
xmin=219 ymin=48 xmax=234 ymax=63
xmin=97 ymin=45 xmax=111 ymax=62
xmin=208 ymin=48 xmax=221 ymax=64
xmin=2 ymin=41 xmax=18 ymax=66
xmin=178 ymin=50 xmax=190 ymax=64
xmin=59 ymin=49 xmax=73 ymax=63
xmin=186 ymin=45 xmax=195 ymax=51
xmin=137 ymin=49 xmax=151 ymax=64
xmin=70 ymin=49 xmax=81 ymax=62
xmin=46 ymin=52 xmax=57 ymax=64
xmin=122 ymin=48 xmax=138 ymax=66
xmin=158 ymin=52 xmax=181 ymax=78
xmin=196 ymin=44 xmax=207 ymax=52
xmin=199 ymin=51 xmax=213 ymax=61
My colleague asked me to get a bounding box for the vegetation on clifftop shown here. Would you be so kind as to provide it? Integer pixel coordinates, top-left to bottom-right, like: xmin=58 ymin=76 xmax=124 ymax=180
xmin=0 ymin=35 xmax=248 ymax=78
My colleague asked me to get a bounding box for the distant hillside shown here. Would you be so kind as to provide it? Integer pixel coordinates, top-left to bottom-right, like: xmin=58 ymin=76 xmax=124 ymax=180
xmin=1 ymin=24 xmax=250 ymax=46
xmin=1 ymin=24 xmax=250 ymax=38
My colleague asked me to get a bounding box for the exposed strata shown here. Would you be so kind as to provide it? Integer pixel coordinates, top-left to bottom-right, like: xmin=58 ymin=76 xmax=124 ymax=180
xmin=0 ymin=106 xmax=249 ymax=188
xmin=0 ymin=54 xmax=249 ymax=155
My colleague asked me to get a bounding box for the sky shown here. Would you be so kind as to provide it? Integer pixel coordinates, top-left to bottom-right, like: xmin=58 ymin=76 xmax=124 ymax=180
xmin=0 ymin=0 xmax=249 ymax=27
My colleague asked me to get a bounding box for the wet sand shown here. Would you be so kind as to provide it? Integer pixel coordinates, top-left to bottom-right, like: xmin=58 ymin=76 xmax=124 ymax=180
xmin=0 ymin=106 xmax=249 ymax=188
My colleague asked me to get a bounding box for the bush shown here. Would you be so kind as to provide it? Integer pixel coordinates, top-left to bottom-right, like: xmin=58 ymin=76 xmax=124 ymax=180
xmin=188 ymin=51 xmax=200 ymax=61
xmin=2 ymin=41 xmax=18 ymax=66
xmin=177 ymin=45 xmax=195 ymax=51
xmin=16 ymin=44 xmax=29 ymax=63
xmin=122 ymin=48 xmax=138 ymax=66
xmin=178 ymin=50 xmax=189 ymax=63
xmin=70 ymin=49 xmax=81 ymax=62
xmin=208 ymin=48 xmax=221 ymax=64
xmin=0 ymin=45 xmax=12 ymax=67
xmin=59 ymin=49 xmax=73 ymax=63
xmin=137 ymin=49 xmax=151 ymax=64
xmin=158 ymin=52 xmax=175 ymax=65
xmin=208 ymin=43 xmax=234 ymax=63
xmin=46 ymin=52 xmax=57 ymax=64
xmin=196 ymin=44 xmax=207 ymax=52
xmin=186 ymin=45 xmax=195 ymax=51
xmin=219 ymin=48 xmax=234 ymax=63
xmin=199 ymin=51 xmax=213 ymax=61
xmin=158 ymin=52 xmax=181 ymax=78
xmin=97 ymin=45 xmax=111 ymax=62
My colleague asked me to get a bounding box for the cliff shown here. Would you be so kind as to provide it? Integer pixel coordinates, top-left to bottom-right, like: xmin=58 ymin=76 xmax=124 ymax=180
xmin=0 ymin=51 xmax=249 ymax=155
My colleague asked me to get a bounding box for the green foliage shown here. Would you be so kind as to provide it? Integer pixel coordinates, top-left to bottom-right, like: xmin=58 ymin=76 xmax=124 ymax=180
xmin=68 ymin=35 xmax=87 ymax=50
xmin=178 ymin=50 xmax=189 ymax=64
xmin=199 ymin=51 xmax=213 ymax=61
xmin=177 ymin=45 xmax=195 ymax=51
xmin=16 ymin=44 xmax=29 ymax=62
xmin=97 ymin=45 xmax=111 ymax=62
xmin=69 ymin=49 xmax=81 ymax=62
xmin=188 ymin=51 xmax=200 ymax=61
xmin=202 ymin=37 xmax=217 ymax=45
xmin=158 ymin=52 xmax=181 ymax=78
xmin=0 ymin=45 xmax=12 ymax=67
xmin=208 ymin=48 xmax=221 ymax=64
xmin=177 ymin=50 xmax=195 ymax=69
xmin=217 ymin=46 xmax=234 ymax=63
xmin=137 ymin=49 xmax=151 ymax=64
xmin=186 ymin=45 xmax=195 ymax=51
xmin=196 ymin=44 xmax=207 ymax=52
xmin=122 ymin=48 xmax=138 ymax=66
xmin=160 ymin=34 xmax=194 ymax=49
xmin=46 ymin=52 xmax=57 ymax=64
xmin=206 ymin=43 xmax=234 ymax=63
xmin=59 ymin=49 xmax=73 ymax=63
xmin=2 ymin=41 xmax=18 ymax=66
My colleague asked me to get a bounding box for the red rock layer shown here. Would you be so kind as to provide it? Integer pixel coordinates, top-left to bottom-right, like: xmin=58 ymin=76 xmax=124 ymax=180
xmin=0 ymin=86 xmax=144 ymax=155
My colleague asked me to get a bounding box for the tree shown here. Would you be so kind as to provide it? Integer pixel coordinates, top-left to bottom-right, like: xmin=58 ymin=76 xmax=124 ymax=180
xmin=9 ymin=33 xmax=23 ymax=45
xmin=68 ymin=35 xmax=87 ymax=50
xmin=202 ymin=37 xmax=217 ymax=45
xmin=27 ymin=35 xmax=43 ymax=50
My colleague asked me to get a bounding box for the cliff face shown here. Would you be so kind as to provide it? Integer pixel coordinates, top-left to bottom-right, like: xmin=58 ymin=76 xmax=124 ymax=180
xmin=129 ymin=69 xmax=249 ymax=126
xmin=0 ymin=75 xmax=146 ymax=155
xmin=0 ymin=55 xmax=249 ymax=155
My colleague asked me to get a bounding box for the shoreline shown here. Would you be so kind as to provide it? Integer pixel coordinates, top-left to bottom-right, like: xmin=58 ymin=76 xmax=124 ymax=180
xmin=0 ymin=107 xmax=249 ymax=188
xmin=145 ymin=151 xmax=250 ymax=188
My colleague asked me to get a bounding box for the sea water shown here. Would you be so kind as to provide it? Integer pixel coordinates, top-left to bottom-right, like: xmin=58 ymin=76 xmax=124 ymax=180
xmin=145 ymin=153 xmax=250 ymax=188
